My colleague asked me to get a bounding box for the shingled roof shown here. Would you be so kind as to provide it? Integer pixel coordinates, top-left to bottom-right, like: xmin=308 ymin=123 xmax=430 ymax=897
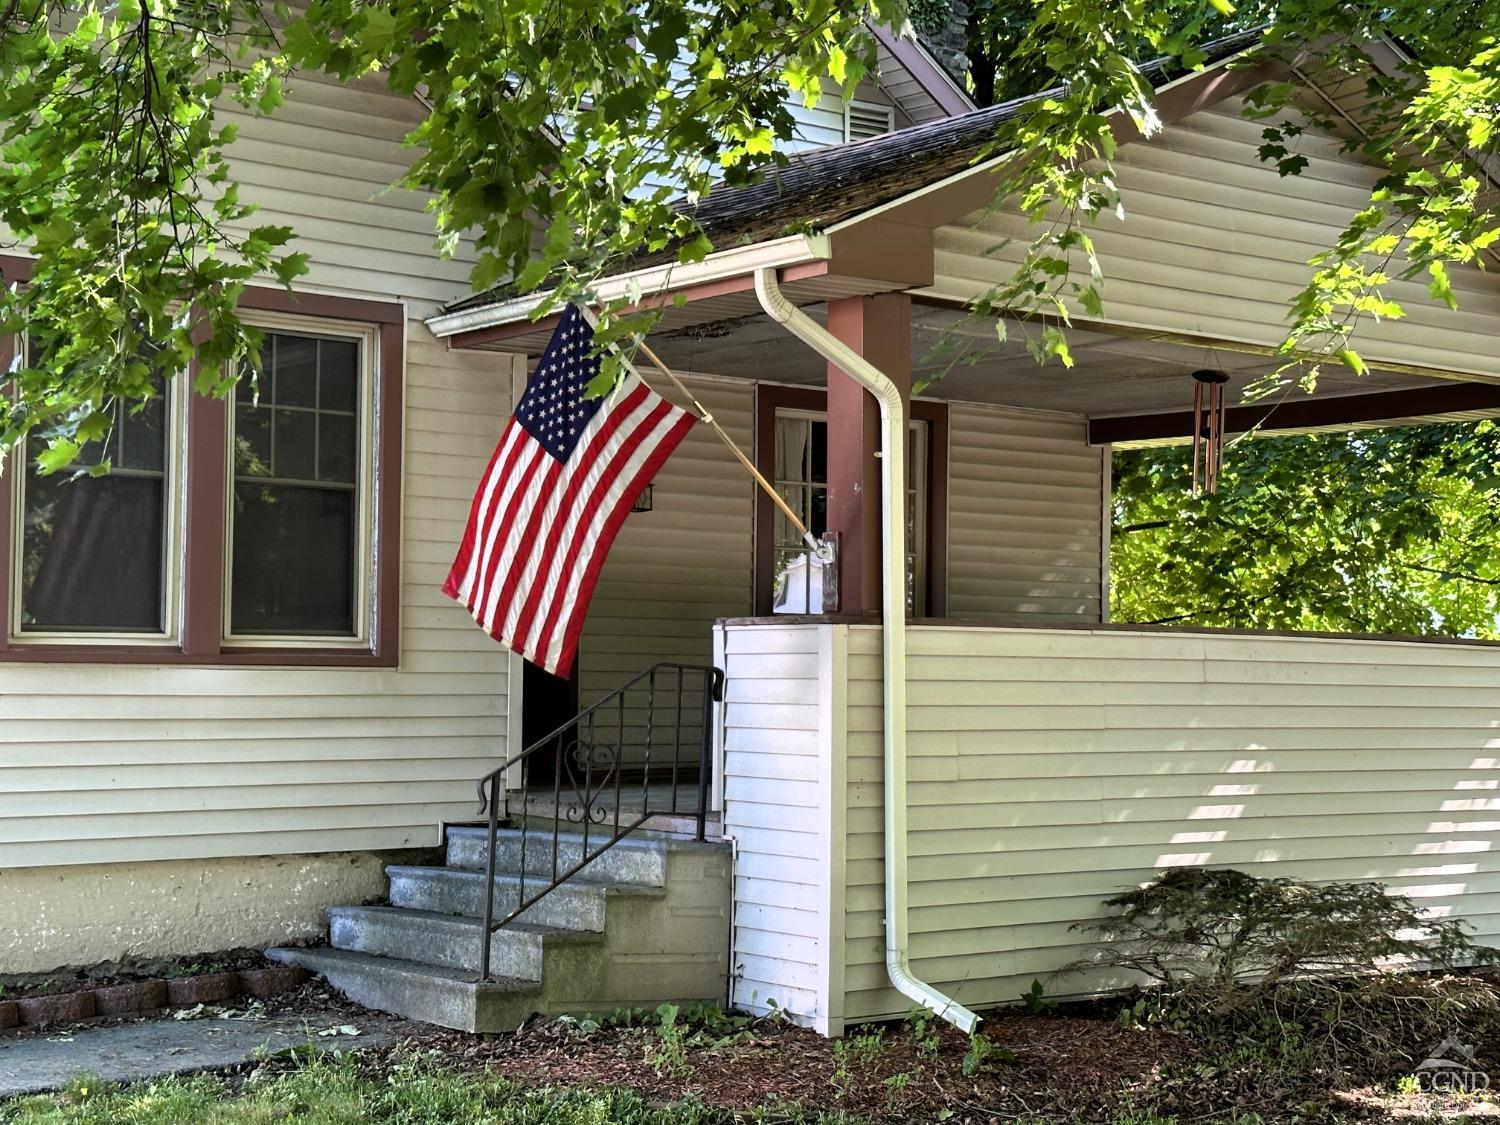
xmin=441 ymin=29 xmax=1264 ymax=316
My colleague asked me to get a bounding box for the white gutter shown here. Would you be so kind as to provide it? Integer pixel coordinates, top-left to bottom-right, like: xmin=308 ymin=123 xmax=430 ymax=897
xmin=426 ymin=233 xmax=831 ymax=340
xmin=753 ymin=267 xmax=981 ymax=1035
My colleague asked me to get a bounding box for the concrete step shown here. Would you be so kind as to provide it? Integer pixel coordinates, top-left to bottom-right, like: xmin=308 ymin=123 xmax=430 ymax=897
xmin=266 ymin=946 xmax=540 ymax=1033
xmin=385 ymin=865 xmax=663 ymax=931
xmin=444 ymin=826 xmax=668 ymax=886
xmin=328 ymin=904 xmax=601 ymax=977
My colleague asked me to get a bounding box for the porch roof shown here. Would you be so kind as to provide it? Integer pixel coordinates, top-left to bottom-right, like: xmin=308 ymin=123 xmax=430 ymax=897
xmin=428 ymin=32 xmax=1500 ymax=446
xmin=431 ymin=30 xmax=1266 ymax=330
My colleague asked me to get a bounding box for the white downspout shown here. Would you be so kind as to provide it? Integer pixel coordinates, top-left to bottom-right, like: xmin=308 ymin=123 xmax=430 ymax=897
xmin=753 ymin=268 xmax=981 ymax=1034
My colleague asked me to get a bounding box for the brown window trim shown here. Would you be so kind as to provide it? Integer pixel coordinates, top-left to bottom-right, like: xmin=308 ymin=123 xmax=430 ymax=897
xmin=753 ymin=383 xmax=948 ymax=617
xmin=0 ymin=274 xmax=405 ymax=667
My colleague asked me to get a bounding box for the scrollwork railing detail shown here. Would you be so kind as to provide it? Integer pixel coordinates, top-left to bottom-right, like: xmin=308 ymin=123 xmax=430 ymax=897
xmin=472 ymin=663 xmax=724 ymax=982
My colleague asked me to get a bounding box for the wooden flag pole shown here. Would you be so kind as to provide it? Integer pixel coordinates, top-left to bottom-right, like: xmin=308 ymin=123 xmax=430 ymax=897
xmin=632 ymin=338 xmax=821 ymax=550
xmin=573 ymin=303 xmax=823 ymax=552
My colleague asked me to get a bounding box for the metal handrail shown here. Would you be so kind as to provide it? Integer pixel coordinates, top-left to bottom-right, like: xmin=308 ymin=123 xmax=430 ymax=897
xmin=472 ymin=662 xmax=724 ymax=982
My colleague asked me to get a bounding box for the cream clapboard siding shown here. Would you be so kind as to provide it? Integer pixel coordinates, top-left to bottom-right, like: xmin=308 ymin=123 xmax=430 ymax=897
xmin=785 ymin=79 xmax=910 ymax=152
xmin=721 ymin=620 xmax=1500 ymax=1028
xmin=578 ymin=375 xmax=755 ymax=713
xmin=221 ymin=71 xmax=476 ymax=304
xmin=718 ymin=622 xmax=843 ymax=1031
xmin=923 ymin=96 xmax=1500 ymax=381
xmin=946 ymin=404 xmax=1105 ymax=623
xmin=0 ymin=73 xmax=519 ymax=869
xmin=874 ymin=40 xmax=954 ymax=125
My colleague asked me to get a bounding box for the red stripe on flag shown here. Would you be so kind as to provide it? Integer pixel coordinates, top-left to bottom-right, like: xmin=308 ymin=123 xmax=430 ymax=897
xmin=524 ymin=397 xmax=676 ymax=667
xmin=471 ymin=440 xmax=550 ymax=632
xmin=507 ymin=385 xmax=654 ymax=654
xmin=550 ymin=409 xmax=697 ymax=677
xmin=442 ymin=421 xmax=521 ymax=601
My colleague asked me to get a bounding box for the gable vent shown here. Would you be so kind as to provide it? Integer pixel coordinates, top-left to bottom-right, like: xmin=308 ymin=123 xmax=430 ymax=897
xmin=844 ymin=100 xmax=896 ymax=142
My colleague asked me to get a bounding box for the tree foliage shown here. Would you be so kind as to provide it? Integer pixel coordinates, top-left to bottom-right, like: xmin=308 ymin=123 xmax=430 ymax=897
xmin=0 ymin=0 xmax=896 ymax=471
xmin=1111 ymin=422 xmax=1500 ymax=637
xmin=0 ymin=1 xmax=301 ymax=472
xmin=0 ymin=0 xmax=1494 ymax=474
xmin=964 ymin=1 xmax=1498 ymax=382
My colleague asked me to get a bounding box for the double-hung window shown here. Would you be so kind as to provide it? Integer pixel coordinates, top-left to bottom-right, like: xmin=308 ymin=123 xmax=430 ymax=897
xmin=13 ymin=371 xmax=180 ymax=640
xmin=2 ymin=284 xmax=399 ymax=663
xmin=770 ymin=409 xmax=931 ymax=616
xmin=229 ymin=325 xmax=373 ymax=642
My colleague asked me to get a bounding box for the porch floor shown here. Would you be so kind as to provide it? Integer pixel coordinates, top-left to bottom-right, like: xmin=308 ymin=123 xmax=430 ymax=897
xmin=501 ymin=784 xmax=720 ymax=840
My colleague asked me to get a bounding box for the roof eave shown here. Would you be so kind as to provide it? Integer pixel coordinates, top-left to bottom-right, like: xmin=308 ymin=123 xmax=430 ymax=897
xmin=870 ymin=23 xmax=976 ymax=118
xmin=425 ymin=233 xmax=831 ymax=340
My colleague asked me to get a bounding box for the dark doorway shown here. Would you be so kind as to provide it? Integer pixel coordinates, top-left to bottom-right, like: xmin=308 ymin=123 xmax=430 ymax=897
xmin=521 ymin=658 xmax=578 ymax=788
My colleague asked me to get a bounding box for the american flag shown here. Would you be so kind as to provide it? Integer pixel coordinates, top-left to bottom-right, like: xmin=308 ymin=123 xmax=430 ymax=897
xmin=443 ymin=305 xmax=696 ymax=677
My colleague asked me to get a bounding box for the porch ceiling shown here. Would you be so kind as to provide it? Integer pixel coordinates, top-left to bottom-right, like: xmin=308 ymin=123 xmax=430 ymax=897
xmin=641 ymin=300 xmax=1476 ymax=437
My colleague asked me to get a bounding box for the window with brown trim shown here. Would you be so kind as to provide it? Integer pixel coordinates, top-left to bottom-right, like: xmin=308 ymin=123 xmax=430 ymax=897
xmin=753 ymin=384 xmax=948 ymax=617
xmin=0 ymin=270 xmax=405 ymax=666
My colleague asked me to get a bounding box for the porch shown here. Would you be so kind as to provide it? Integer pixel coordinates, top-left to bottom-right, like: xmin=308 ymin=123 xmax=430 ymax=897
xmin=411 ymin=50 xmax=1500 ymax=1036
xmin=715 ymin=619 xmax=1500 ymax=1033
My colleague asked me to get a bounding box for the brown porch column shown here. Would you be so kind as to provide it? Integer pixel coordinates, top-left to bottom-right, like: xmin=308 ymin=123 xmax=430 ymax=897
xmin=825 ymin=293 xmax=911 ymax=616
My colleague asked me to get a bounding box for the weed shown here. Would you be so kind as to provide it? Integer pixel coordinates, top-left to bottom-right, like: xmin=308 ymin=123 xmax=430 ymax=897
xmin=829 ymin=1028 xmax=885 ymax=1094
xmin=905 ymin=1004 xmax=940 ymax=1057
xmin=1019 ymin=977 xmax=1055 ymax=1014
xmin=960 ymin=1032 xmax=1013 ymax=1077
xmin=644 ymin=1002 xmax=691 ymax=1078
xmin=882 ymin=1067 xmax=914 ymax=1112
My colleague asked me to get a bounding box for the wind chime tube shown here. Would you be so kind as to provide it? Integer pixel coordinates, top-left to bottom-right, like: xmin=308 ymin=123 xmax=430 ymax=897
xmin=1213 ymin=383 xmax=1228 ymax=491
xmin=1206 ymin=382 xmax=1218 ymax=494
xmin=1192 ymin=380 xmax=1204 ymax=496
xmin=1190 ymin=368 xmax=1231 ymax=495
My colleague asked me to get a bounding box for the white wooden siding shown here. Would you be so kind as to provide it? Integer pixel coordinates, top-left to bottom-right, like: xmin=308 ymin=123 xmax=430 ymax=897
xmin=922 ymin=97 xmax=1500 ymax=381
xmin=720 ymin=623 xmax=845 ymax=1032
xmin=0 ymin=68 xmax=519 ymax=869
xmin=785 ymin=79 xmax=910 ymax=153
xmin=946 ymin=405 xmax=1105 ymax=622
xmin=719 ymin=620 xmax=1500 ymax=1026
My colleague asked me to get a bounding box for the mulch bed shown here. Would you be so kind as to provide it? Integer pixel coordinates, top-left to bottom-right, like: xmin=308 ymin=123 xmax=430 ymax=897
xmin=338 ymin=997 xmax=1499 ymax=1123
xmin=361 ymin=1012 xmax=1209 ymax=1122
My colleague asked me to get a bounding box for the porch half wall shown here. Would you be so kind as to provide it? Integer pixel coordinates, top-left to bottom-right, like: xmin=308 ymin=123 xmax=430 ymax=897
xmin=718 ymin=620 xmax=1500 ymax=1033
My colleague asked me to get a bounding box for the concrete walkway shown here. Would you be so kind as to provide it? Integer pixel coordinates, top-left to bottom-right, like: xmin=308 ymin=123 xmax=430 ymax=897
xmin=0 ymin=1009 xmax=399 ymax=1097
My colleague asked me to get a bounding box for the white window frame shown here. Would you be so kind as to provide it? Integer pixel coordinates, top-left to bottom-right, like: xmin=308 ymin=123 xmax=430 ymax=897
xmin=221 ymin=311 xmax=378 ymax=649
xmin=907 ymin=420 xmax=929 ymax=617
xmin=8 ymin=355 xmax=187 ymax=646
xmin=771 ymin=406 xmax=930 ymax=615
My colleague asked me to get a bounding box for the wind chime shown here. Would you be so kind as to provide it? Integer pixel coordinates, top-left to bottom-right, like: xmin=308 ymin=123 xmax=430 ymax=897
xmin=1190 ymin=368 xmax=1230 ymax=495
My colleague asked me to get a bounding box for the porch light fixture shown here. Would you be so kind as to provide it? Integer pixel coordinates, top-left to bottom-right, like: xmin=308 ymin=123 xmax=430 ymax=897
xmin=1191 ymin=368 xmax=1230 ymax=495
xmin=631 ymin=484 xmax=653 ymax=513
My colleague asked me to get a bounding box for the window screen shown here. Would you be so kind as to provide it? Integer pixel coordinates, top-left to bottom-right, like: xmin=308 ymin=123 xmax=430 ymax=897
xmin=19 ymin=388 xmax=170 ymax=634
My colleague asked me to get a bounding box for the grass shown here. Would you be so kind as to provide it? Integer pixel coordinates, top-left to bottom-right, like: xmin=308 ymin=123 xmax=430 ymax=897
xmin=0 ymin=1058 xmax=725 ymax=1125
xmin=0 ymin=1054 xmax=1234 ymax=1125
xmin=0 ymin=1055 xmax=885 ymax=1125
